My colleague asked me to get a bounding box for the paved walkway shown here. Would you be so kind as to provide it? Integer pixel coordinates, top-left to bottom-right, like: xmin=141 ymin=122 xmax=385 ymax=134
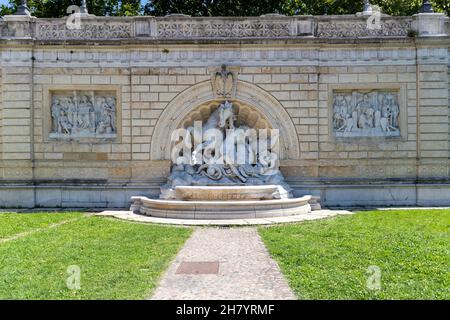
xmin=96 ymin=209 xmax=353 ymax=299
xmin=150 ymin=228 xmax=296 ymax=300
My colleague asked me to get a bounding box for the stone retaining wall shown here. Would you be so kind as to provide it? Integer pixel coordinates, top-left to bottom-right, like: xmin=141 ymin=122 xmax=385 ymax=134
xmin=0 ymin=13 xmax=449 ymax=208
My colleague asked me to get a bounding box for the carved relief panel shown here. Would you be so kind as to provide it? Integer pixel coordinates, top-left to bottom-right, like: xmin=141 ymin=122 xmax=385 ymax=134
xmin=46 ymin=88 xmax=118 ymax=140
xmin=331 ymin=89 xmax=402 ymax=138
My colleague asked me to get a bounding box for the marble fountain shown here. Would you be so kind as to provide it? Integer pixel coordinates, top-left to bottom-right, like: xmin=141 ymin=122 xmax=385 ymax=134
xmin=130 ymin=101 xmax=319 ymax=220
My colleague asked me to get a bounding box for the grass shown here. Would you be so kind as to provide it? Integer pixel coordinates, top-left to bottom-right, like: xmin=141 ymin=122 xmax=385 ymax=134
xmin=1 ymin=209 xmax=448 ymax=300
xmin=259 ymin=209 xmax=450 ymax=300
xmin=0 ymin=213 xmax=192 ymax=299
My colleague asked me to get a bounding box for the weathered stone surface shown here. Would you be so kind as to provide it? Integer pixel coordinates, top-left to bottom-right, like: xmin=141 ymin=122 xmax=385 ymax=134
xmin=332 ymin=90 xmax=401 ymax=138
xmin=49 ymin=90 xmax=117 ymax=139
xmin=2 ymin=14 xmax=438 ymax=41
xmin=130 ymin=195 xmax=312 ymax=219
xmin=174 ymin=185 xmax=289 ymax=201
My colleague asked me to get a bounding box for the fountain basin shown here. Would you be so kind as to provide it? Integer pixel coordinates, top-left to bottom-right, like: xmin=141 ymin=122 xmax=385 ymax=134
xmin=130 ymin=194 xmax=312 ymax=220
xmin=174 ymin=185 xmax=289 ymax=201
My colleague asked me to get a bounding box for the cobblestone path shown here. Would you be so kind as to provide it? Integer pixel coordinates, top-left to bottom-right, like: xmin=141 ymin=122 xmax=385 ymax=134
xmin=150 ymin=227 xmax=296 ymax=300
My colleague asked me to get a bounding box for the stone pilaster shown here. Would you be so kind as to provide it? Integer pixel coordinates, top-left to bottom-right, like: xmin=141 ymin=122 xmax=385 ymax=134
xmin=416 ymin=42 xmax=449 ymax=180
xmin=1 ymin=48 xmax=34 ymax=180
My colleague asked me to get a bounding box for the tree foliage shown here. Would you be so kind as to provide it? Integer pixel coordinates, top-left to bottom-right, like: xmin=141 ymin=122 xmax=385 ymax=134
xmin=0 ymin=0 xmax=448 ymax=18
xmin=145 ymin=0 xmax=449 ymax=16
xmin=143 ymin=0 xmax=285 ymax=16
xmin=1 ymin=0 xmax=141 ymax=18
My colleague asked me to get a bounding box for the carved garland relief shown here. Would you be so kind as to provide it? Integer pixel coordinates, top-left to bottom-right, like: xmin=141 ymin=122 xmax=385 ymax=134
xmin=49 ymin=90 xmax=117 ymax=139
xmin=332 ymin=90 xmax=401 ymax=138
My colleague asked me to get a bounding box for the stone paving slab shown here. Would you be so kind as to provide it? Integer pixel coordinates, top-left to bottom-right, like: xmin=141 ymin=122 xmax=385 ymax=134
xmin=150 ymin=228 xmax=297 ymax=300
xmin=96 ymin=209 xmax=353 ymax=226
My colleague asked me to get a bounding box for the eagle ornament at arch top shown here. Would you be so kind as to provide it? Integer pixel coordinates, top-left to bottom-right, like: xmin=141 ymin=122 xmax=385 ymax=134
xmin=211 ymin=64 xmax=238 ymax=100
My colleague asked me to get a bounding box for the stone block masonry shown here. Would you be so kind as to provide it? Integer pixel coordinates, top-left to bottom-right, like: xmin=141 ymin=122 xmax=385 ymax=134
xmin=0 ymin=13 xmax=449 ymax=208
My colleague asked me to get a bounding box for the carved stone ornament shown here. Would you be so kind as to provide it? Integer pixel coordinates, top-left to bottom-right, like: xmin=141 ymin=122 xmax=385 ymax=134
xmin=2 ymin=16 xmax=426 ymax=40
xmin=161 ymin=101 xmax=292 ymax=200
xmin=36 ymin=20 xmax=132 ymax=40
xmin=210 ymin=64 xmax=239 ymax=99
xmin=332 ymin=90 xmax=400 ymax=138
xmin=157 ymin=19 xmax=291 ymax=38
xmin=317 ymin=18 xmax=412 ymax=37
xmin=49 ymin=91 xmax=116 ymax=139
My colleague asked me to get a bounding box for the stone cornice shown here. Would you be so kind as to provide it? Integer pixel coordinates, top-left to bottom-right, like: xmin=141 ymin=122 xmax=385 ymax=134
xmin=0 ymin=37 xmax=422 ymax=47
xmin=1 ymin=45 xmax=447 ymax=67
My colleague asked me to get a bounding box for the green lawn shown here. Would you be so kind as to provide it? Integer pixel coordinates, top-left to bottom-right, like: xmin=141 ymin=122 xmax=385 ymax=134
xmin=0 ymin=212 xmax=83 ymax=239
xmin=259 ymin=210 xmax=450 ymax=300
xmin=1 ymin=210 xmax=448 ymax=300
xmin=0 ymin=213 xmax=192 ymax=299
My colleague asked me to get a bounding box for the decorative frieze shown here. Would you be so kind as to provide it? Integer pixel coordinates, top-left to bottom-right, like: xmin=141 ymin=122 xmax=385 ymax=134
xmin=3 ymin=47 xmax=420 ymax=69
xmin=49 ymin=90 xmax=117 ymax=139
xmin=35 ymin=19 xmax=133 ymax=40
xmin=157 ymin=19 xmax=292 ymax=38
xmin=316 ymin=17 xmax=412 ymax=38
xmin=0 ymin=15 xmax=434 ymax=41
xmin=332 ymin=90 xmax=401 ymax=138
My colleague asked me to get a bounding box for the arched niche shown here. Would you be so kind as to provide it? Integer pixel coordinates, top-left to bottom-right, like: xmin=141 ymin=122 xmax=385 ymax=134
xmin=150 ymin=80 xmax=299 ymax=160
xmin=179 ymin=100 xmax=271 ymax=130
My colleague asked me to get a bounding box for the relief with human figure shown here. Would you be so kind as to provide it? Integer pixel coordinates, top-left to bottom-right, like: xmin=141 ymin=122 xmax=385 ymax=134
xmin=49 ymin=91 xmax=116 ymax=139
xmin=332 ymin=90 xmax=400 ymax=138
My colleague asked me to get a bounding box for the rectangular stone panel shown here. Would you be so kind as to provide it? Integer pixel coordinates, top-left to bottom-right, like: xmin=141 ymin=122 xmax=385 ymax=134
xmin=42 ymin=85 xmax=121 ymax=142
xmin=329 ymin=85 xmax=406 ymax=140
